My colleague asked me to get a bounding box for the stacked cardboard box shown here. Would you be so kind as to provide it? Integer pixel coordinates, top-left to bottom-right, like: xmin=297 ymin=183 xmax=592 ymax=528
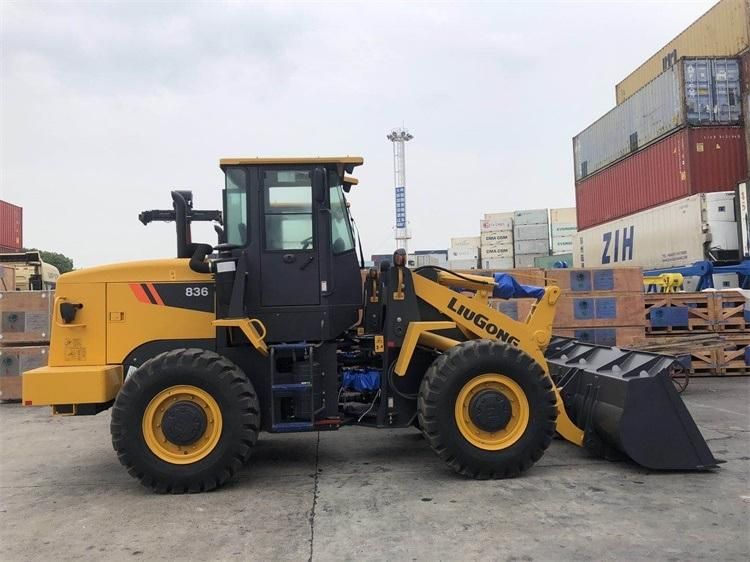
xmin=0 ymin=290 xmax=53 ymax=401
xmin=480 ymin=212 xmax=514 ymax=269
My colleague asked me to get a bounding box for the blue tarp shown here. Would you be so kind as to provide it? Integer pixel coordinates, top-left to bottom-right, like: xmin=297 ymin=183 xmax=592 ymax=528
xmin=342 ymin=368 xmax=381 ymax=392
xmin=491 ymin=272 xmax=545 ymax=300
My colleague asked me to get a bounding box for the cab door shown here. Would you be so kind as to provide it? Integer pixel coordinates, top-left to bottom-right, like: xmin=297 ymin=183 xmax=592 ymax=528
xmin=260 ymin=168 xmax=321 ymax=306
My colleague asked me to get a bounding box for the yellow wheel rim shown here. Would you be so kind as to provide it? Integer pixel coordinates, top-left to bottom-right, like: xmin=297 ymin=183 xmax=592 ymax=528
xmin=454 ymin=374 xmax=530 ymax=451
xmin=142 ymin=385 xmax=223 ymax=465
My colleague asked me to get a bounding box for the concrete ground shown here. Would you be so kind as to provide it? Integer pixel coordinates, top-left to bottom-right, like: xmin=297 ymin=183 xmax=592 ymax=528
xmin=0 ymin=378 xmax=748 ymax=562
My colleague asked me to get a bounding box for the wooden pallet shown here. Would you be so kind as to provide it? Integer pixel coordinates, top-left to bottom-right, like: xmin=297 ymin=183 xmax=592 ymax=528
xmin=713 ymin=336 xmax=750 ymax=375
xmin=713 ymin=291 xmax=750 ymax=333
xmin=644 ymin=293 xmax=714 ymax=334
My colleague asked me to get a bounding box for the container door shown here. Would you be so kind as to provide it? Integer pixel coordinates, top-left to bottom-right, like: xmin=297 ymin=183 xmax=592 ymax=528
xmin=260 ymin=169 xmax=321 ymax=307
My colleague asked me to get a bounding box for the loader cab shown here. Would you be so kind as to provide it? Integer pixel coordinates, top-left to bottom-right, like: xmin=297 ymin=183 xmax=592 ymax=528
xmin=219 ymin=157 xmax=364 ymax=342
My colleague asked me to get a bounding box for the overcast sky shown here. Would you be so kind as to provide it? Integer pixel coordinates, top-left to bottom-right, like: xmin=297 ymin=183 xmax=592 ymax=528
xmin=1 ymin=0 xmax=716 ymax=267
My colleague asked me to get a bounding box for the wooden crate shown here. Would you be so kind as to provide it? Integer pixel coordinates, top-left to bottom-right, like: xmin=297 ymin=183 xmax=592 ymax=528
xmin=0 ymin=345 xmax=49 ymax=376
xmin=553 ymin=326 xmax=645 ymax=347
xmin=0 ymin=265 xmax=15 ymax=292
xmin=713 ymin=336 xmax=750 ymax=376
xmin=488 ymin=298 xmax=536 ymax=322
xmin=0 ymin=376 xmax=21 ymax=401
xmin=644 ymin=293 xmax=714 ymax=334
xmin=0 ymin=291 xmax=53 ymax=345
xmin=545 ymin=267 xmax=643 ymax=293
xmin=713 ymin=291 xmax=750 ymax=333
xmin=463 ymin=268 xmax=546 ymax=288
xmin=0 ymin=345 xmax=49 ymax=401
xmin=555 ymin=292 xmax=645 ymax=329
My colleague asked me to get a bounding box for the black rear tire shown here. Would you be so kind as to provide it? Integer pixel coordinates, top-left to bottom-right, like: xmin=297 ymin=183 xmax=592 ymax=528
xmin=418 ymin=340 xmax=557 ymax=479
xmin=111 ymin=348 xmax=260 ymax=493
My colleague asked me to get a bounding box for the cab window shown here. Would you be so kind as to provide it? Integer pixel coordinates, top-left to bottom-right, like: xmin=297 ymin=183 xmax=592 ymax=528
xmin=264 ymin=170 xmax=314 ymax=251
xmin=225 ymin=168 xmax=247 ymax=245
xmin=329 ymin=179 xmax=355 ymax=254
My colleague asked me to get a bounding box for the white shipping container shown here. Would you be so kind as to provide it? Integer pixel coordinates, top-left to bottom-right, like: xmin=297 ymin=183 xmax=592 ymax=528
xmin=415 ymin=253 xmax=448 ymax=267
xmin=514 ymin=239 xmax=550 ymax=255
xmin=484 ymin=211 xmax=513 ymax=221
xmin=450 ymin=236 xmax=481 ymax=248
xmin=551 ymin=223 xmax=577 ymax=238
xmin=449 ymin=247 xmax=480 ymax=260
xmin=448 ymin=259 xmax=479 ymax=270
xmin=514 ymin=223 xmax=549 ymax=241
xmin=550 ymin=207 xmax=576 ymax=224
xmin=552 ymin=237 xmax=574 ymax=254
xmin=515 ymin=254 xmax=548 ymax=268
xmin=573 ymin=192 xmax=741 ymax=269
xmin=574 ymin=58 xmax=742 ymax=181
xmin=480 ymin=218 xmax=513 ymax=232
xmin=481 ymin=257 xmax=515 ymax=270
xmin=481 ymin=244 xmax=514 ymax=258
xmin=481 ymin=231 xmax=513 ymax=246
xmin=513 ymin=209 xmax=548 ymax=226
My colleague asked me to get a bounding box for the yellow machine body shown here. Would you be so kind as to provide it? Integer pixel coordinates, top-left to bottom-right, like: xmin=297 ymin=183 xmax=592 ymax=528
xmin=22 ymin=259 xmax=215 ymax=407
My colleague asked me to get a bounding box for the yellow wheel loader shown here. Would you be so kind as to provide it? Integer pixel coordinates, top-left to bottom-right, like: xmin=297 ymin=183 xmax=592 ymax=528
xmin=22 ymin=157 xmax=717 ymax=493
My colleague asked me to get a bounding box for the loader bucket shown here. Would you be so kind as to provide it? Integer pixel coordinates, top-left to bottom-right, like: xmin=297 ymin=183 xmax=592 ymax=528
xmin=545 ymin=337 xmax=718 ymax=471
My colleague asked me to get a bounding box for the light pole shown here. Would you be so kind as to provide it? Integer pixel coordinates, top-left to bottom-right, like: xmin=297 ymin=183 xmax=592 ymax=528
xmin=387 ymin=128 xmax=414 ymax=255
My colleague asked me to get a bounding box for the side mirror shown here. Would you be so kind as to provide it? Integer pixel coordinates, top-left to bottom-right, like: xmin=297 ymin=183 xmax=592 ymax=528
xmin=312 ymin=168 xmax=327 ymax=205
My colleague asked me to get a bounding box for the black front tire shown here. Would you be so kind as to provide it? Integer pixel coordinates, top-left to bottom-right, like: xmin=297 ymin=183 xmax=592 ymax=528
xmin=110 ymin=348 xmax=260 ymax=493
xmin=418 ymin=340 xmax=557 ymax=479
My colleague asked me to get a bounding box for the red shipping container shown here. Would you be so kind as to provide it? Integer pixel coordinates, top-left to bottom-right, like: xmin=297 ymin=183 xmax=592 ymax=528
xmin=742 ymin=49 xmax=750 ymax=170
xmin=0 ymin=200 xmax=23 ymax=252
xmin=575 ymin=126 xmax=747 ymax=230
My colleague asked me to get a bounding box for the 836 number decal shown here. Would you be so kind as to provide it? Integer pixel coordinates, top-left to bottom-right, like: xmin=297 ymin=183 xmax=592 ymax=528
xmin=185 ymin=286 xmax=209 ymax=297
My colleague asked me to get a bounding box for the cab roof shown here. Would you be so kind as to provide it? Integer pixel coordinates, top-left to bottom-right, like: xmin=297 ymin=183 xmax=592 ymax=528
xmin=220 ymin=156 xmax=364 ymax=174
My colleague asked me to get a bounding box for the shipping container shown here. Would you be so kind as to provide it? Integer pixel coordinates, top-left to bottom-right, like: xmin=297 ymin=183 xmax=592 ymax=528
xmin=549 ymin=207 xmax=576 ymax=224
xmin=515 ymin=254 xmax=548 ymax=268
xmin=552 ymin=238 xmax=574 ymax=254
xmin=450 ymin=236 xmax=481 ymax=249
xmin=481 ymin=244 xmax=514 ymax=258
xmin=484 ymin=211 xmax=513 ymax=221
xmin=533 ymin=253 xmax=573 ymax=268
xmin=514 ymin=223 xmax=549 ymax=241
xmin=551 ymin=223 xmax=577 ymax=238
xmin=449 ymin=247 xmax=479 ymax=260
xmin=575 ymin=58 xmax=741 ymax=181
xmin=514 ymin=239 xmax=550 ymax=255
xmin=575 ymin=126 xmax=747 ymax=230
xmin=615 ymin=0 xmax=750 ymax=104
xmin=481 ymin=257 xmax=515 ymax=270
xmin=481 ymin=231 xmax=513 ymax=246
xmin=513 ymin=209 xmax=548 ymax=226
xmin=0 ymin=200 xmax=23 ymax=252
xmin=742 ymin=50 xmax=750 ymax=169
xmin=448 ymin=259 xmax=479 ymax=270
xmin=574 ymin=192 xmax=740 ymax=269
xmin=480 ymin=217 xmax=513 ymax=232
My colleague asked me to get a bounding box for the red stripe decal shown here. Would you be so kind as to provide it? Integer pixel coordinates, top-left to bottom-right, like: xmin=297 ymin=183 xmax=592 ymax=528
xmin=130 ymin=283 xmax=151 ymax=304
